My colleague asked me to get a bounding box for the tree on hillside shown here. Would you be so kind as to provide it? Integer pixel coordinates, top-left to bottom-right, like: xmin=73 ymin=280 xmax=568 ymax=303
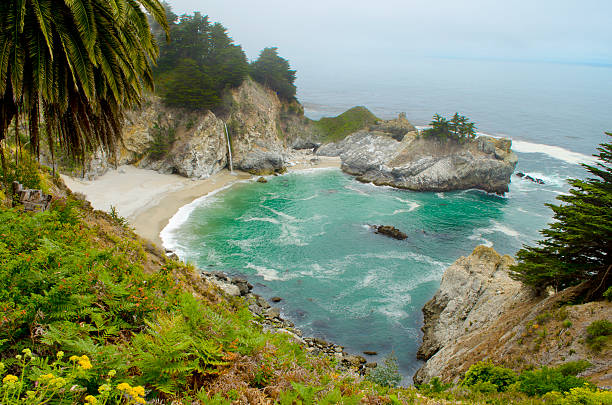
xmin=250 ymin=47 xmax=297 ymax=100
xmin=510 ymin=132 xmax=612 ymax=299
xmin=154 ymin=12 xmax=248 ymax=109
xmin=0 ymin=0 xmax=168 ymax=172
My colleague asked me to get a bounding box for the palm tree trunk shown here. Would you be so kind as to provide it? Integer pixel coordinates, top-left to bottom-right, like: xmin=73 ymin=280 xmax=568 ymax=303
xmin=0 ymin=139 xmax=7 ymax=186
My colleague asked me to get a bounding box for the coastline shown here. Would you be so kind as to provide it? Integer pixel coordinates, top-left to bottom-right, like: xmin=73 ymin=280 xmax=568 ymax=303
xmin=62 ymin=154 xmax=341 ymax=248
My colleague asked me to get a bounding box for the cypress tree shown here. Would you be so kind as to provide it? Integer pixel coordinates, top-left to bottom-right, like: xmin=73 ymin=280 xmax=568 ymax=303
xmin=510 ymin=132 xmax=612 ymax=299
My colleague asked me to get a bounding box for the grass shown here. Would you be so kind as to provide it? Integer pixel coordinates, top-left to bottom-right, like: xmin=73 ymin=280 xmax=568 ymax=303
xmin=313 ymin=106 xmax=379 ymax=142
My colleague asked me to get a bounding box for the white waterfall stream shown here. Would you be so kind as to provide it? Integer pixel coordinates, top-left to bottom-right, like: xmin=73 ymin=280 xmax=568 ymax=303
xmin=224 ymin=122 xmax=233 ymax=172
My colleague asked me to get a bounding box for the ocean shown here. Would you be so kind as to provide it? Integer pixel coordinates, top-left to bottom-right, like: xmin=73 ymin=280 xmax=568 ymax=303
xmin=162 ymin=58 xmax=611 ymax=383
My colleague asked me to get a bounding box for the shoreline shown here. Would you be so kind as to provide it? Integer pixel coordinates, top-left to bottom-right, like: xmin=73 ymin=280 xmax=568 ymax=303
xmin=62 ymin=155 xmax=341 ymax=248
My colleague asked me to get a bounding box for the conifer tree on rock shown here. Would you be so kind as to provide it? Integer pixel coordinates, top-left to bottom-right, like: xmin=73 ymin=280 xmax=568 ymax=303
xmin=511 ymin=132 xmax=612 ymax=299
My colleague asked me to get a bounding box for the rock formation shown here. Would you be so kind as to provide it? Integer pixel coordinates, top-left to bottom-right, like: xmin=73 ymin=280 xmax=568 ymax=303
xmin=372 ymin=225 xmax=408 ymax=240
xmin=414 ymin=245 xmax=612 ymax=388
xmin=318 ymin=128 xmax=518 ymax=195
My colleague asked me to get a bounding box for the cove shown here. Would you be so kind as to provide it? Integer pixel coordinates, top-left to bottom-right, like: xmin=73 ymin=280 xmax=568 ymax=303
xmin=163 ymin=165 xmax=562 ymax=379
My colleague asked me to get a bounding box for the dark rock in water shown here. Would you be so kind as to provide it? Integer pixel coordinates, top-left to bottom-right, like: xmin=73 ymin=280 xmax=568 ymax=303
xmin=366 ymin=362 xmax=378 ymax=369
xmin=517 ymin=172 xmax=545 ymax=184
xmin=373 ymin=225 xmax=408 ymax=240
xmin=271 ymin=296 xmax=282 ymax=303
xmin=257 ymin=176 xmax=268 ymax=183
xmin=363 ymin=350 xmax=378 ymax=356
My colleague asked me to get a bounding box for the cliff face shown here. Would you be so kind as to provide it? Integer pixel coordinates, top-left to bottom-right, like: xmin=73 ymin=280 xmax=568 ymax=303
xmin=82 ymin=78 xmax=314 ymax=178
xmin=414 ymin=246 xmax=612 ymax=388
xmin=317 ymin=130 xmax=518 ymax=195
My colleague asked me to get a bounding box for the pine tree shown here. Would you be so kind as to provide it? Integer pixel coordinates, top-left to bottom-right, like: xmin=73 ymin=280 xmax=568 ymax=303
xmin=250 ymin=47 xmax=297 ymax=100
xmin=510 ymin=132 xmax=612 ymax=298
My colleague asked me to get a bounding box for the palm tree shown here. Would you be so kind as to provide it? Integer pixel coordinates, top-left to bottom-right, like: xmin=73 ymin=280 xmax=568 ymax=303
xmin=0 ymin=0 xmax=168 ymax=173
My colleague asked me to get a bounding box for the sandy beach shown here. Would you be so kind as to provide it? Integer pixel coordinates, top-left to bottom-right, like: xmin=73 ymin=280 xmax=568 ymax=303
xmin=62 ymin=155 xmax=341 ymax=247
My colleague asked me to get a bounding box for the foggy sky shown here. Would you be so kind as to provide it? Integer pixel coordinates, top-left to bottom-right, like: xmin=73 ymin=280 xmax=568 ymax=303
xmin=166 ymin=0 xmax=612 ymax=69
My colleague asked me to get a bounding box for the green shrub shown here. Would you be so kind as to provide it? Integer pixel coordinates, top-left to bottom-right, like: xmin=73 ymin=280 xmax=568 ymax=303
xmin=366 ymin=354 xmax=402 ymax=388
xmin=555 ymin=360 xmax=591 ymax=377
xmin=0 ymin=151 xmax=44 ymax=192
xmin=518 ymin=365 xmax=590 ymax=397
xmin=604 ymin=286 xmax=612 ymax=301
xmin=418 ymin=376 xmax=451 ymax=394
xmin=542 ymin=386 xmax=612 ymax=404
xmin=461 ymin=361 xmax=517 ymax=392
xmin=147 ymin=121 xmax=176 ymax=160
xmin=586 ymin=319 xmax=612 ymax=351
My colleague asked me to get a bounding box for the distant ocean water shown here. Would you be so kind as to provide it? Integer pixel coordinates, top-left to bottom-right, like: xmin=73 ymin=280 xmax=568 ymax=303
xmin=162 ymin=58 xmax=610 ymax=383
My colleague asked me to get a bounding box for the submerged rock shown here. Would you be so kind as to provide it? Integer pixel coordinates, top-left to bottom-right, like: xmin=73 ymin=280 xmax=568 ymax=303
xmin=257 ymin=176 xmax=268 ymax=183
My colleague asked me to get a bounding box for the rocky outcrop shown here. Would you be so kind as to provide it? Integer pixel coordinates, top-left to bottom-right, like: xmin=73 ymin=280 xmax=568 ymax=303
xmin=318 ymin=128 xmax=518 ymax=195
xmin=371 ymin=225 xmax=408 ymax=240
xmin=368 ymin=112 xmax=416 ymax=141
xmin=415 ymin=246 xmax=529 ymax=374
xmin=414 ymin=246 xmax=612 ymax=388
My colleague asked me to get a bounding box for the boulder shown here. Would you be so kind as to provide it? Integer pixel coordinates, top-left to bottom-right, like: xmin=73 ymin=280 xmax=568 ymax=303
xmin=373 ymin=225 xmax=407 ymax=240
xmin=237 ymin=150 xmax=286 ymax=175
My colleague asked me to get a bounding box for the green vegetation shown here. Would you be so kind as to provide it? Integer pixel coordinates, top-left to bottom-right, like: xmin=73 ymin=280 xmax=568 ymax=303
xmin=423 ymin=113 xmax=477 ymax=141
xmin=146 ymin=121 xmax=177 ymax=160
xmin=511 ymin=132 xmax=612 ymax=298
xmin=314 ymin=106 xmax=379 ymax=142
xmin=250 ymin=48 xmax=297 ymax=100
xmin=585 ymin=319 xmax=612 ymax=351
xmin=517 ymin=362 xmax=592 ymax=397
xmin=154 ymin=11 xmax=249 ymax=110
xmin=365 ymin=353 xmax=402 ymax=388
xmin=0 ymin=0 xmax=167 ymax=167
xmin=461 ymin=361 xmax=518 ymax=392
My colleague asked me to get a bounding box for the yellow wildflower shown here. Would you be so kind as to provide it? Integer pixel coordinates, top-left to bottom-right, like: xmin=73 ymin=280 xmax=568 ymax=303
xmin=22 ymin=349 xmax=32 ymax=357
xmin=84 ymin=395 xmax=98 ymax=404
xmin=69 ymin=355 xmax=80 ymax=362
xmin=98 ymin=384 xmax=111 ymax=394
xmin=133 ymin=396 xmax=146 ymax=404
xmin=132 ymin=386 xmax=145 ymax=396
xmin=3 ymin=374 xmax=18 ymax=384
xmin=57 ymin=351 xmax=64 ymax=359
xmin=40 ymin=373 xmax=55 ymax=380
xmin=78 ymin=355 xmax=92 ymax=370
xmin=117 ymin=382 xmax=131 ymax=391
xmin=108 ymin=369 xmax=116 ymax=378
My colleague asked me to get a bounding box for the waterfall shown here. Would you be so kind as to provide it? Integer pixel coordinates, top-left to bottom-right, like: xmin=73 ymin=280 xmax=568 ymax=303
xmin=224 ymin=122 xmax=233 ymax=172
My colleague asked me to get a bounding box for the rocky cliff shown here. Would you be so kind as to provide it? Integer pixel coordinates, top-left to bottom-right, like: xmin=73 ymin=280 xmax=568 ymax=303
xmin=317 ymin=122 xmax=518 ymax=195
xmin=78 ymin=78 xmax=318 ymax=178
xmin=414 ymin=246 xmax=612 ymax=388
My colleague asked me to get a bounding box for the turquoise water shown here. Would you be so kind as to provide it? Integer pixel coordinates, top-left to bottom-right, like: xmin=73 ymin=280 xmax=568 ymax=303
xmin=163 ymin=59 xmax=606 ymax=382
xmin=163 ymin=157 xmax=582 ymax=380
